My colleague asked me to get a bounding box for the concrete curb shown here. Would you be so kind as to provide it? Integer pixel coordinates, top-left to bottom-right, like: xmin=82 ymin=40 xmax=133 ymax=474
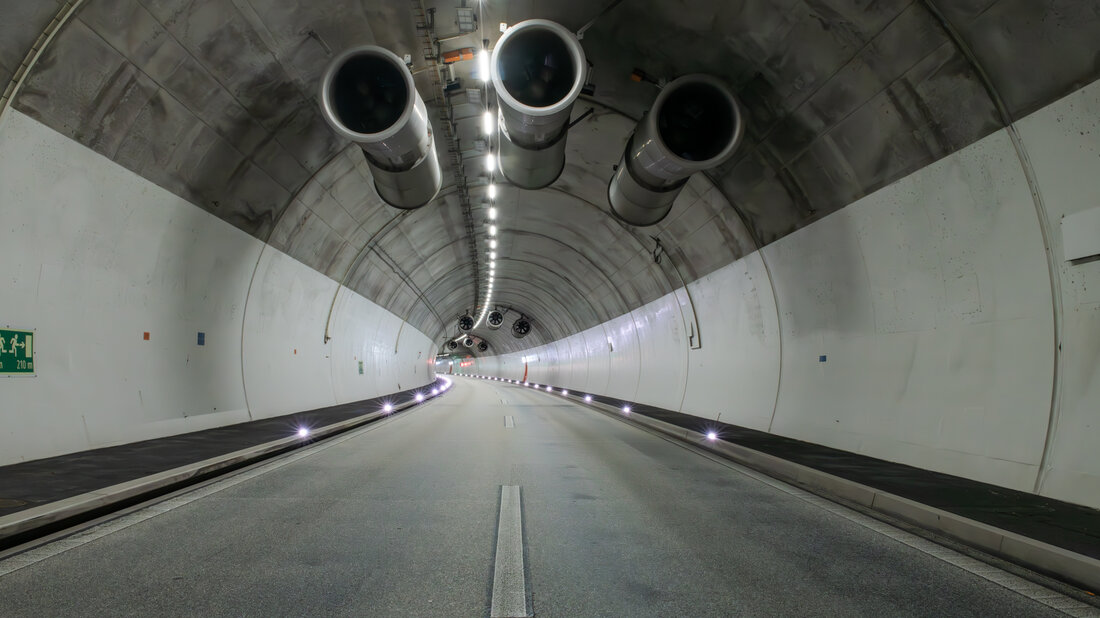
xmin=560 ymin=392 xmax=1100 ymax=594
xmin=0 ymin=390 xmax=439 ymax=545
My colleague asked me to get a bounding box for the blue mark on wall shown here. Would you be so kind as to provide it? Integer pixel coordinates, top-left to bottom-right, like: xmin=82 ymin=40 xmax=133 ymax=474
xmin=819 ymin=355 xmax=827 ymax=362
xmin=197 ymin=332 xmax=206 ymax=346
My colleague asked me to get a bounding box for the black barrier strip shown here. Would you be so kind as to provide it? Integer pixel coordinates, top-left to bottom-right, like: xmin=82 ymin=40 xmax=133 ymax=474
xmin=0 ymin=377 xmax=449 ymax=544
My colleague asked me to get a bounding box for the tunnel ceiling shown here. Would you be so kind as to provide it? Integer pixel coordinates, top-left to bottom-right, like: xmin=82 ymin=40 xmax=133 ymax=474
xmin=3 ymin=0 xmax=1097 ymax=354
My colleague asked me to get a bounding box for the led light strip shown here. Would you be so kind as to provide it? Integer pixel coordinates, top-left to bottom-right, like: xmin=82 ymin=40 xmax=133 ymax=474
xmin=473 ymin=23 xmax=498 ymax=331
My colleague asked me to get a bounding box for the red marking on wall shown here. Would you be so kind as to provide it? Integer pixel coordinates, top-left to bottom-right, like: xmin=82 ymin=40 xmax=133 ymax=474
xmin=143 ymin=332 xmax=150 ymax=341
xmin=522 ymin=363 xmax=528 ymax=383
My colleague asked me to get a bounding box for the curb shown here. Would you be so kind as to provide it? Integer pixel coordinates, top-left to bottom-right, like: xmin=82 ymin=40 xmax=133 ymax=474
xmin=580 ymin=395 xmax=1100 ymax=593
xmin=469 ymin=376 xmax=1100 ymax=594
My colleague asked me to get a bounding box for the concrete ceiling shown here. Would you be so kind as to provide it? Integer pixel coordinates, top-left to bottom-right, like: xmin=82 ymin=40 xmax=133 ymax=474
xmin=3 ymin=0 xmax=1098 ymax=355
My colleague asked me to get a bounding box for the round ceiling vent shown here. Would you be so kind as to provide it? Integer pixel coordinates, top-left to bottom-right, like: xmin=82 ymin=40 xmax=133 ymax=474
xmin=458 ymin=315 xmax=474 ymax=331
xmin=486 ymin=310 xmax=505 ymax=330
xmin=463 ymin=336 xmax=475 ymax=348
xmin=512 ymin=318 xmax=532 ymax=339
xmin=477 ymin=341 xmax=489 ymax=352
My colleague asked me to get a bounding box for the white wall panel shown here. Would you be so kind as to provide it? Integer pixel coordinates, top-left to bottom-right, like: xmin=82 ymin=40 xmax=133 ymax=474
xmin=553 ymin=336 xmax=574 ymax=388
xmin=481 ymin=354 xmax=503 ymax=377
xmin=330 ymin=288 xmax=383 ymax=403
xmin=1016 ymin=78 xmax=1100 ymax=508
xmin=530 ymin=343 xmax=553 ymax=384
xmin=526 ymin=344 xmax=547 ymax=383
xmin=0 ymin=111 xmax=436 ymax=465
xmin=604 ymin=313 xmax=641 ymax=402
xmin=506 ymin=351 xmax=524 ymax=380
xmin=242 ymin=248 xmax=339 ymax=418
xmin=372 ymin=310 xmax=406 ymax=389
xmin=505 ymin=353 xmax=522 ymax=379
xmin=511 ymin=351 xmax=527 ymax=381
xmin=487 ymin=352 xmax=516 ymax=380
xmin=393 ymin=316 xmax=434 ymax=390
xmin=329 ymin=288 xmax=435 ymax=404
xmin=565 ymin=333 xmax=589 ymax=391
xmin=0 ymin=111 xmax=256 ymax=463
xmin=581 ymin=325 xmax=611 ymax=395
xmin=526 ymin=345 xmax=546 ymax=383
xmin=544 ymin=341 xmax=565 ymax=385
xmin=764 ymin=127 xmax=1054 ymax=493
xmin=633 ymin=295 xmax=688 ymax=411
xmin=680 ymin=253 xmax=780 ymax=427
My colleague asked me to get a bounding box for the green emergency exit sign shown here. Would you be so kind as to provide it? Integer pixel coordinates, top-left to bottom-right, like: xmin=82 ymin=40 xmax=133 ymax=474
xmin=0 ymin=329 xmax=35 ymax=375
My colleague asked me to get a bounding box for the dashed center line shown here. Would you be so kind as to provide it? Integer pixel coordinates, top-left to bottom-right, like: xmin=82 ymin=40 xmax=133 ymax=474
xmin=490 ymin=485 xmax=530 ymax=617
xmin=504 ymin=415 xmax=515 ymax=428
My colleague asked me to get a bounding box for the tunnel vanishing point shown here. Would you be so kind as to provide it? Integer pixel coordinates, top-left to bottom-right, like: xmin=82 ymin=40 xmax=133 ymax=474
xmin=1 ymin=1 xmax=1100 ymax=616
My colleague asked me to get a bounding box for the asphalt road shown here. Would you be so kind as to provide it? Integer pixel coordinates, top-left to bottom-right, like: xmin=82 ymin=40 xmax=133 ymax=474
xmin=0 ymin=377 xmax=1076 ymax=616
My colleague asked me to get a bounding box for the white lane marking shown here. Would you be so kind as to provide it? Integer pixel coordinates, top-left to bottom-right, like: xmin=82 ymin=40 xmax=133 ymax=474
xmin=504 ymin=415 xmax=515 ymax=428
xmin=0 ymin=404 xmax=433 ymax=578
xmin=618 ymin=421 xmax=1100 ymax=616
xmin=490 ymin=485 xmax=529 ymax=617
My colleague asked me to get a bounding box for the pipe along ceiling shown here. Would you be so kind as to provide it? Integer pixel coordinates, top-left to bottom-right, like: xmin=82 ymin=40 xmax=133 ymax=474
xmin=5 ymin=0 xmax=1097 ymax=357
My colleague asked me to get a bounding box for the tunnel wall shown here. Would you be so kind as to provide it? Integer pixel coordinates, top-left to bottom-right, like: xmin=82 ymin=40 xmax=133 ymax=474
xmin=474 ymin=80 xmax=1100 ymax=510
xmin=0 ymin=110 xmax=435 ymax=466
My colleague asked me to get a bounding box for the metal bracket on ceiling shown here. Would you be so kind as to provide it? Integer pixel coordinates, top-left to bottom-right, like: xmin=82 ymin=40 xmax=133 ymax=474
xmin=628 ymin=67 xmax=667 ymax=89
xmin=305 ymin=30 xmax=333 ymax=57
xmin=567 ymin=107 xmax=596 ymax=130
xmin=649 ymin=235 xmax=665 ymax=265
xmin=576 ymin=0 xmax=630 ymax=40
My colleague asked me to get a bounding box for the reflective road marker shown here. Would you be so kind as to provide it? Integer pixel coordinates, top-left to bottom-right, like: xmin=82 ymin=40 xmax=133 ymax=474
xmin=0 ymin=405 xmax=428 ymax=577
xmin=490 ymin=485 xmax=529 ymax=617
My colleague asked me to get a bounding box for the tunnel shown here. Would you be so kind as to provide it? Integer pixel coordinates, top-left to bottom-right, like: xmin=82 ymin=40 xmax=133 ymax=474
xmin=1 ymin=1 xmax=1099 ymax=615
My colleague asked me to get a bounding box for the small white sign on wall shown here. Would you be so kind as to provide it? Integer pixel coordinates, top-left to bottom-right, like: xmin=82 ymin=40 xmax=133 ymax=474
xmin=1062 ymin=206 xmax=1100 ymax=262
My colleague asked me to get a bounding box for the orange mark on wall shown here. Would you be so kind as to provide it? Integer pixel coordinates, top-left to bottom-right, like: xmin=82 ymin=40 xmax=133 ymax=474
xmin=143 ymin=332 xmax=150 ymax=341
xmin=522 ymin=363 xmax=528 ymax=383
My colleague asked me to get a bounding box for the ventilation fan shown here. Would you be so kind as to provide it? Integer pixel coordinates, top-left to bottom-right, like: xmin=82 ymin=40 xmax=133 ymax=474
xmin=447 ymin=340 xmax=459 ymax=351
xmin=458 ymin=315 xmax=474 ymax=331
xmin=463 ymin=336 xmax=475 ymax=348
xmin=512 ymin=317 xmax=532 ymax=339
xmin=477 ymin=341 xmax=489 ymax=352
xmin=486 ymin=310 xmax=505 ymax=330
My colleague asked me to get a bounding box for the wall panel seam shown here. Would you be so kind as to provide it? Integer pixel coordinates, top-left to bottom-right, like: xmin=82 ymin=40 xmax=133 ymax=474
xmin=919 ymin=0 xmax=1064 ymax=496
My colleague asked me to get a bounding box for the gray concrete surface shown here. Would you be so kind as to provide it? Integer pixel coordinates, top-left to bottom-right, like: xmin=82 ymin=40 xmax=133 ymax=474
xmin=8 ymin=1 xmax=1097 ymax=351
xmin=0 ymin=377 xmax=1074 ymax=616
